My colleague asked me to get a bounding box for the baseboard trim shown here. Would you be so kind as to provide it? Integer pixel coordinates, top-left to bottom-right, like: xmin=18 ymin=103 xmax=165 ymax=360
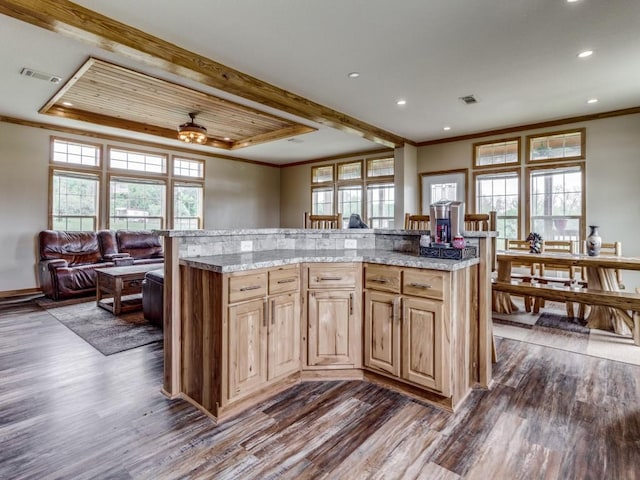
xmin=0 ymin=287 xmax=42 ymax=299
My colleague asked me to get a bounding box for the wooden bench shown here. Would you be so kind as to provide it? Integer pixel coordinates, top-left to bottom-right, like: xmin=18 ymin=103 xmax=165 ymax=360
xmin=492 ymin=280 xmax=640 ymax=345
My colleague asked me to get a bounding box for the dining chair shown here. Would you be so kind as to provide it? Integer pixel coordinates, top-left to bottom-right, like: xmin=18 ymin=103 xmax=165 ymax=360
xmin=581 ymin=241 xmax=624 ymax=289
xmin=303 ymin=212 xmax=343 ymax=229
xmin=535 ymin=240 xmax=577 ymax=315
xmin=505 ymin=239 xmax=537 ymax=312
xmin=404 ymin=213 xmax=430 ymax=230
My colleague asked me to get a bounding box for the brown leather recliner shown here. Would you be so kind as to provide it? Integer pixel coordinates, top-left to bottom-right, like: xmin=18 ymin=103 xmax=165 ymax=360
xmin=116 ymin=230 xmax=164 ymax=265
xmin=38 ymin=230 xmax=116 ymax=300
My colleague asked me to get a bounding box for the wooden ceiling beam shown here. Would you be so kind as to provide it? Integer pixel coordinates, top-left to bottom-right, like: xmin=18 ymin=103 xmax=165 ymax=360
xmin=0 ymin=0 xmax=407 ymax=148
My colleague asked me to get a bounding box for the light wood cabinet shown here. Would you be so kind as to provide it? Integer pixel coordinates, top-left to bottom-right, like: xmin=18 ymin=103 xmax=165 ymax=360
xmin=226 ymin=267 xmax=301 ymax=402
xmin=228 ymin=298 xmax=268 ymax=398
xmin=304 ymin=263 xmax=362 ymax=369
xmin=363 ymin=263 xmax=452 ymax=397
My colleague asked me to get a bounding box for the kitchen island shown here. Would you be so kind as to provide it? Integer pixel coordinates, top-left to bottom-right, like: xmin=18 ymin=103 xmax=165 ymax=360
xmin=156 ymin=229 xmax=495 ymax=422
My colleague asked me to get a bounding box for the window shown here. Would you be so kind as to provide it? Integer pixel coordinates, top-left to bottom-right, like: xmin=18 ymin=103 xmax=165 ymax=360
xmin=526 ymin=129 xmax=585 ymax=163
xmin=367 ymin=157 xmax=394 ymax=178
xmin=109 ymin=148 xmax=166 ymax=174
xmin=419 ymin=169 xmax=467 ymax=213
xmin=473 ymin=138 xmax=520 ymax=168
xmin=174 ymin=158 xmax=204 ymax=178
xmin=337 ymin=185 xmax=362 ymax=228
xmin=311 ymin=164 xmax=334 ymax=184
xmin=51 ymin=170 xmax=99 ymax=231
xmin=528 ymin=164 xmax=584 ymax=249
xmin=310 ymin=156 xmax=394 ymax=227
xmin=109 ymin=178 xmax=166 ymax=230
xmin=311 ymin=186 xmax=334 ymax=215
xmin=475 ymin=170 xmax=520 ymax=250
xmin=173 ymin=183 xmax=203 ymax=230
xmin=367 ymin=183 xmax=395 ymax=228
xmin=49 ymin=138 xmax=208 ymax=231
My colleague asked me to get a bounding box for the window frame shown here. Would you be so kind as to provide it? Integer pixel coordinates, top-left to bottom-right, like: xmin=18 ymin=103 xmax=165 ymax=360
xmin=472 ymin=167 xmax=521 ymax=248
xmin=49 ymin=166 xmax=101 ymax=231
xmin=172 ymin=156 xmax=206 ymax=180
xmin=107 ymin=174 xmax=167 ymax=230
xmin=472 ymin=137 xmax=521 ymax=169
xmin=50 ymin=136 xmax=102 ymax=168
xmin=172 ymin=180 xmax=204 ymax=230
xmin=525 ymin=128 xmax=586 ymax=164
xmin=311 ymin=164 xmax=334 ymax=185
xmin=525 ymin=161 xmax=586 ymax=248
xmin=107 ymin=146 xmax=168 ymax=176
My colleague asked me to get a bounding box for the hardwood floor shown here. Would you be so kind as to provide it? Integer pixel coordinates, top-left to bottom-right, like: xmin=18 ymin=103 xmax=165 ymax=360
xmin=1 ymin=301 xmax=639 ymax=479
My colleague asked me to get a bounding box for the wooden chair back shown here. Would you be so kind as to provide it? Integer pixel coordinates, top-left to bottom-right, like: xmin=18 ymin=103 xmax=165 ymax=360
xmin=404 ymin=213 xmax=430 ymax=230
xmin=506 ymin=239 xmax=538 ymax=276
xmin=540 ymin=240 xmax=576 ymax=278
xmin=303 ymin=212 xmax=343 ymax=229
xmin=582 ymin=241 xmax=624 ymax=289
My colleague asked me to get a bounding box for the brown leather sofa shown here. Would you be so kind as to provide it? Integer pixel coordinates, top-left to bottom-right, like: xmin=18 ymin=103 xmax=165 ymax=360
xmin=38 ymin=230 xmax=163 ymax=300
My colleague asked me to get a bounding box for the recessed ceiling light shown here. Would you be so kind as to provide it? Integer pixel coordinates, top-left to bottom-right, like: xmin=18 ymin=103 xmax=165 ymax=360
xmin=443 ymin=126 xmax=451 ymax=131
xmin=396 ymin=99 xmax=407 ymax=106
xmin=577 ymin=50 xmax=593 ymax=58
xmin=587 ymin=98 xmax=598 ymax=104
xmin=61 ymin=101 xmax=73 ymax=107
xmin=347 ymin=72 xmax=360 ymax=79
xmin=223 ymin=137 xmax=231 ymax=141
xmin=567 ymin=0 xmax=580 ymax=3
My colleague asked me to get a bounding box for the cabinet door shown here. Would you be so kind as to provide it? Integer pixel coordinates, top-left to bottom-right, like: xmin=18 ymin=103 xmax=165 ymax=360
xmin=307 ymin=290 xmax=355 ymax=366
xmin=364 ymin=291 xmax=400 ymax=376
xmin=401 ymin=297 xmax=450 ymax=395
xmin=268 ymin=293 xmax=301 ymax=379
xmin=227 ymin=299 xmax=268 ymax=399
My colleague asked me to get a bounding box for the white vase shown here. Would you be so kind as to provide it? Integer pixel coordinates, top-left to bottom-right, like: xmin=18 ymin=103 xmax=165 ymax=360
xmin=586 ymin=225 xmax=602 ymax=256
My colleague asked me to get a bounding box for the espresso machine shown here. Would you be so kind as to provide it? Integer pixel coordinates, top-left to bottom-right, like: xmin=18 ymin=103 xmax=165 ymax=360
xmin=429 ymin=200 xmax=464 ymax=245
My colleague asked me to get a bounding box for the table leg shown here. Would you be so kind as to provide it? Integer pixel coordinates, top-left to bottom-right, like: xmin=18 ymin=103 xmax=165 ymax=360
xmin=113 ymin=278 xmax=122 ymax=316
xmin=584 ymin=266 xmax=633 ymax=335
xmin=493 ymin=258 xmax=518 ymax=314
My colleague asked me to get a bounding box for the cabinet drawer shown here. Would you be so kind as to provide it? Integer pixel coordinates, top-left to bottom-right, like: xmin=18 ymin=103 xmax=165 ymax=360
xmin=269 ymin=266 xmax=300 ymax=294
xmin=308 ymin=265 xmax=356 ymax=289
xmin=402 ymin=269 xmax=444 ymax=300
xmin=364 ymin=264 xmax=401 ymax=293
xmin=228 ymin=272 xmax=267 ymax=303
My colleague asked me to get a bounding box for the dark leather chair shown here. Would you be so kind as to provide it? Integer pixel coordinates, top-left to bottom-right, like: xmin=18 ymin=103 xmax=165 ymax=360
xmin=142 ymin=269 xmax=164 ymax=328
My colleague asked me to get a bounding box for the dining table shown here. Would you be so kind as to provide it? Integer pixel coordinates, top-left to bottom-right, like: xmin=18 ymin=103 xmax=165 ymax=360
xmin=494 ymin=250 xmax=640 ymax=336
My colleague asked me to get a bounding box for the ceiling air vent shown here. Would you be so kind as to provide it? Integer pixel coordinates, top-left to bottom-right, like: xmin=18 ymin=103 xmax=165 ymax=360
xmin=20 ymin=67 xmax=62 ymax=84
xmin=459 ymin=94 xmax=478 ymax=105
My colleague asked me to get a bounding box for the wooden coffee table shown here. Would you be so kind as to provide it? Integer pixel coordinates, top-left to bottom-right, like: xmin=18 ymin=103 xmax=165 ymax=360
xmin=95 ymin=264 xmax=163 ymax=315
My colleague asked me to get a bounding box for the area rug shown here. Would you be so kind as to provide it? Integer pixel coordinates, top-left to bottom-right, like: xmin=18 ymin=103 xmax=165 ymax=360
xmin=43 ymin=301 xmax=162 ymax=356
xmin=535 ymin=312 xmax=589 ymax=334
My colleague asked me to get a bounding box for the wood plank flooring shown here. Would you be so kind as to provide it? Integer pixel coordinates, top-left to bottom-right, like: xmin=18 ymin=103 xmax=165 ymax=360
xmin=1 ymin=301 xmax=639 ymax=479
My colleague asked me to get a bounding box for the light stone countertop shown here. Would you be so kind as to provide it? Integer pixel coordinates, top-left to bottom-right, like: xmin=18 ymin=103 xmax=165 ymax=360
xmin=156 ymin=228 xmax=497 ymax=238
xmin=180 ymin=249 xmax=480 ymax=273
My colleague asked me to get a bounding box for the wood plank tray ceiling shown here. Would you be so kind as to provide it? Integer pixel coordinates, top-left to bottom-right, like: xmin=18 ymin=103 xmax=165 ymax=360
xmin=40 ymin=58 xmax=316 ymax=150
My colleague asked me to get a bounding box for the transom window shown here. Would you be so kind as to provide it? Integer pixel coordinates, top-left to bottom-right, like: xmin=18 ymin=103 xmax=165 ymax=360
xmin=52 ymin=138 xmax=101 ymax=167
xmin=109 ymin=148 xmax=166 ymax=174
xmin=311 ymin=165 xmax=334 ymax=184
xmin=473 ymin=138 xmax=520 ymax=168
xmin=527 ymin=129 xmax=585 ymax=163
xmin=367 ymin=157 xmax=394 ymax=177
xmin=174 ymin=158 xmax=204 ymax=178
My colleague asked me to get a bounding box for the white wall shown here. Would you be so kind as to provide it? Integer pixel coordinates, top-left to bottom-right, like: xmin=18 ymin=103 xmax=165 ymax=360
xmin=417 ymin=113 xmax=640 ymax=289
xmin=0 ymin=121 xmax=280 ymax=293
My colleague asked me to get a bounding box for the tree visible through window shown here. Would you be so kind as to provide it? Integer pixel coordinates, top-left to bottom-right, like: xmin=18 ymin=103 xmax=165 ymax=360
xmin=475 ymin=170 xmax=519 ymax=250
xmin=52 ymin=171 xmax=99 ymax=231
xmin=530 ymin=165 xmax=583 ymax=249
xmin=110 ymin=178 xmax=165 ymax=230
xmin=174 ymin=183 xmax=203 ymax=229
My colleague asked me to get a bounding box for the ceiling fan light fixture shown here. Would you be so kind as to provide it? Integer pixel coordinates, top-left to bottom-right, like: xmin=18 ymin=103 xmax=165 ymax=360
xmin=178 ymin=112 xmax=208 ymax=144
